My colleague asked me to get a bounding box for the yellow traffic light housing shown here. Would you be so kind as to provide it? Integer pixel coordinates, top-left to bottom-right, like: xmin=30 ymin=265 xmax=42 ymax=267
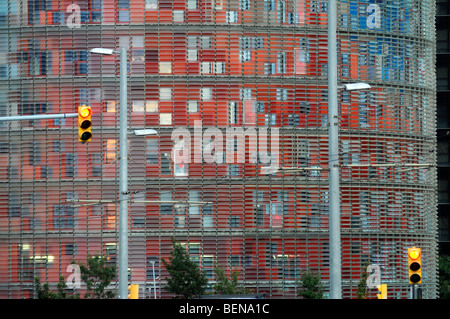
xmin=408 ymin=247 xmax=422 ymax=284
xmin=128 ymin=284 xmax=139 ymax=299
xmin=78 ymin=105 xmax=92 ymax=142
xmin=377 ymin=284 xmax=387 ymax=299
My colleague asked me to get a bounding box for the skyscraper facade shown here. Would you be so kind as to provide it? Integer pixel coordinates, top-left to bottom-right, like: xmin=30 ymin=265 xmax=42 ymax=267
xmin=0 ymin=0 xmax=437 ymax=298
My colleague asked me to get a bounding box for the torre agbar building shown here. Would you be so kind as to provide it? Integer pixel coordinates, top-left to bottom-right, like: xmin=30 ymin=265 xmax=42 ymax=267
xmin=0 ymin=0 xmax=438 ymax=299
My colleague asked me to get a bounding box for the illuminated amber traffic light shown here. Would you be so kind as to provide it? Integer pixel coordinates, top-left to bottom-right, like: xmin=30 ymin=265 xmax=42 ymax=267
xmin=128 ymin=284 xmax=139 ymax=299
xmin=408 ymin=247 xmax=422 ymax=284
xmin=78 ymin=105 xmax=92 ymax=142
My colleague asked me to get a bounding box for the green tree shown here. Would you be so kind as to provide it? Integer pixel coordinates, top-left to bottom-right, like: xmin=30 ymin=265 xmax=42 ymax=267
xmin=213 ymin=267 xmax=248 ymax=295
xmin=161 ymin=238 xmax=208 ymax=298
xmin=34 ymin=275 xmax=80 ymax=299
xmin=439 ymin=255 xmax=450 ymax=299
xmin=356 ymin=261 xmax=370 ymax=299
xmin=297 ymin=271 xmax=324 ymax=299
xmin=78 ymin=255 xmax=117 ymax=299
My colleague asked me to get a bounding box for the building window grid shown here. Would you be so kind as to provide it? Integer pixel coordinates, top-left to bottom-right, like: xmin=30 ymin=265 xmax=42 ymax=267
xmin=0 ymin=1 xmax=440 ymax=300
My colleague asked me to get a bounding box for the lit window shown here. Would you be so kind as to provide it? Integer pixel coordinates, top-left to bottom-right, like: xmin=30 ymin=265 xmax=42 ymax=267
xmin=105 ymin=139 xmax=117 ymax=164
xmin=159 ymin=62 xmax=172 ymax=74
xmin=146 ymin=100 xmax=159 ymax=113
xmin=160 ymin=113 xmax=172 ymax=125
xmin=105 ymin=100 xmax=116 ymax=112
xmin=132 ymin=100 xmax=145 ymax=112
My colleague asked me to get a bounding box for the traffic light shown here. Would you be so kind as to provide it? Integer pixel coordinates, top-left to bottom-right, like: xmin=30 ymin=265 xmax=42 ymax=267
xmin=377 ymin=284 xmax=387 ymax=299
xmin=128 ymin=284 xmax=139 ymax=299
xmin=408 ymin=247 xmax=422 ymax=284
xmin=78 ymin=105 xmax=92 ymax=142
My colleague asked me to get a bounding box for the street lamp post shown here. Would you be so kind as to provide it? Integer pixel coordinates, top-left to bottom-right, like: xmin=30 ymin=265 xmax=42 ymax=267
xmin=328 ymin=0 xmax=341 ymax=300
xmin=118 ymin=47 xmax=129 ymax=300
xmin=327 ymin=0 xmax=371 ymax=298
xmin=91 ymin=47 xmax=130 ymax=299
xmin=90 ymin=47 xmax=158 ymax=299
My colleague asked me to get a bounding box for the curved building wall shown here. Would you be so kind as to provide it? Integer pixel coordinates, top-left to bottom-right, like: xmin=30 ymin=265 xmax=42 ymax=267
xmin=0 ymin=0 xmax=437 ymax=298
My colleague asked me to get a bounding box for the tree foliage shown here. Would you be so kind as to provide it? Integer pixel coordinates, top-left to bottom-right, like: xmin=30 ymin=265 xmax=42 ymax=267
xmin=213 ymin=267 xmax=248 ymax=295
xmin=356 ymin=261 xmax=370 ymax=299
xmin=439 ymin=255 xmax=450 ymax=299
xmin=79 ymin=255 xmax=117 ymax=299
xmin=34 ymin=275 xmax=80 ymax=299
xmin=161 ymin=238 xmax=208 ymax=299
xmin=34 ymin=254 xmax=116 ymax=299
xmin=297 ymin=271 xmax=324 ymax=299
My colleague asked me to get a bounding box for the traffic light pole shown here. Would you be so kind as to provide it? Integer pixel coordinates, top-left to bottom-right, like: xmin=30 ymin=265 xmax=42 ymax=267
xmin=0 ymin=113 xmax=78 ymax=122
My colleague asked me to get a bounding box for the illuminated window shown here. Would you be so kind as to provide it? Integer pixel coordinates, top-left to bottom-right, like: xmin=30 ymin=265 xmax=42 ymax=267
xmin=159 ymin=62 xmax=172 ymax=73
xmin=160 ymin=113 xmax=172 ymax=125
xmin=132 ymin=100 xmax=145 ymax=112
xmin=105 ymin=100 xmax=116 ymax=112
xmin=105 ymin=139 xmax=117 ymax=164
xmin=106 ymin=203 xmax=116 ymax=228
xmin=146 ymin=100 xmax=159 ymax=113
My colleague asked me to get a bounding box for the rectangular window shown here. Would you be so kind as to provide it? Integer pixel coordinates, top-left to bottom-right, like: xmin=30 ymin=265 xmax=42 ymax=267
xmin=146 ymin=100 xmax=159 ymax=113
xmin=159 ymin=62 xmax=172 ymax=74
xmin=105 ymin=139 xmax=117 ymax=164
xmin=145 ymin=0 xmax=157 ymax=9
xmin=159 ymin=88 xmax=172 ymax=100
xmin=189 ymin=190 xmax=199 ymax=215
xmin=188 ymin=101 xmax=198 ymax=112
xmin=160 ymin=192 xmax=173 ymax=214
xmin=159 ymin=113 xmax=172 ymax=125
xmin=132 ymin=100 xmax=145 ymax=112
xmin=146 ymin=139 xmax=159 ymax=164
xmin=187 ymin=0 xmax=198 ymax=9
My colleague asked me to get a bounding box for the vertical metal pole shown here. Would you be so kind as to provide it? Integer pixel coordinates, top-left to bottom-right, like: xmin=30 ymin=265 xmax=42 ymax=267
xmin=328 ymin=0 xmax=342 ymax=299
xmin=118 ymin=47 xmax=129 ymax=299
xmin=151 ymin=260 xmax=157 ymax=299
